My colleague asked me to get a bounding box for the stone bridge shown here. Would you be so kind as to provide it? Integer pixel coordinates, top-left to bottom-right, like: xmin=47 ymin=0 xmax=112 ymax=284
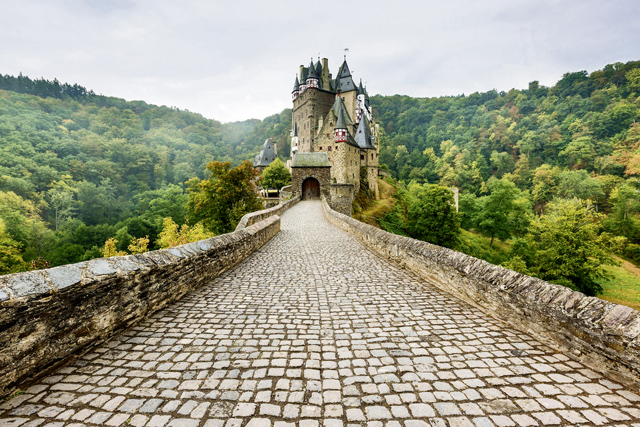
xmin=1 ymin=201 xmax=640 ymax=427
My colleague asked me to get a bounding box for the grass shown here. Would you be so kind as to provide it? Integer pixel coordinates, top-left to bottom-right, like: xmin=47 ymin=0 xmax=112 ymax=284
xmin=354 ymin=178 xmax=397 ymax=227
xmin=353 ymin=178 xmax=640 ymax=312
xmin=597 ymin=257 xmax=640 ymax=311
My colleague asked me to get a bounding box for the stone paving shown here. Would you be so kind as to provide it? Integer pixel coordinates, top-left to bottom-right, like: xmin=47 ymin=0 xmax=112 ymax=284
xmin=2 ymin=200 xmax=640 ymax=427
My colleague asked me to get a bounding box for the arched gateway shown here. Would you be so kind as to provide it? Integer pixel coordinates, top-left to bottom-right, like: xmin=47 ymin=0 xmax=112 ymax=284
xmin=290 ymin=152 xmax=331 ymax=202
xmin=302 ymin=177 xmax=320 ymax=199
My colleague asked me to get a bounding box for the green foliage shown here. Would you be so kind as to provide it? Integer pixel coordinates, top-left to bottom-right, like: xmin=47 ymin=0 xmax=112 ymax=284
xmin=186 ymin=161 xmax=263 ymax=234
xmin=260 ymin=158 xmax=291 ymax=190
xmin=513 ymin=199 xmax=616 ymax=295
xmin=0 ymin=218 xmax=27 ymax=274
xmin=407 ymin=185 xmax=460 ymax=249
xmin=475 ymin=178 xmax=532 ymax=246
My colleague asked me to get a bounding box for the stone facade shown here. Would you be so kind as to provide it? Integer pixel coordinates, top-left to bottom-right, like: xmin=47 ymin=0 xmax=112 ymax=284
xmin=329 ymin=183 xmax=354 ymax=216
xmin=0 ymin=215 xmax=281 ymax=397
xmin=290 ymin=166 xmax=330 ymax=200
xmin=321 ymin=197 xmax=640 ymax=389
xmin=290 ymin=57 xmax=379 ymax=199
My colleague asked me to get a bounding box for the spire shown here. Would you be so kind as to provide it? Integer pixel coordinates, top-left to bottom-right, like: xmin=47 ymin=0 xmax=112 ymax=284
xmin=292 ymin=122 xmax=298 ymax=137
xmin=330 ymin=96 xmax=354 ymax=127
xmin=307 ymin=59 xmax=318 ymax=79
xmin=334 ymin=59 xmax=356 ymax=92
xmin=335 ymin=103 xmax=348 ymax=130
xmin=355 ymin=114 xmax=375 ymax=149
xmin=358 ymin=79 xmax=364 ymax=96
xmin=292 ymin=76 xmax=299 ymax=92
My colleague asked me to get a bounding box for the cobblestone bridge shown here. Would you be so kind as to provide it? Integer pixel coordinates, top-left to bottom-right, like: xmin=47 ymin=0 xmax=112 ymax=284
xmin=2 ymin=201 xmax=640 ymax=427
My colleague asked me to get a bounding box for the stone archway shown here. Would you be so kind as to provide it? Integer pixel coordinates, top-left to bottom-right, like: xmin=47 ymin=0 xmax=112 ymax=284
xmin=302 ymin=177 xmax=320 ymax=200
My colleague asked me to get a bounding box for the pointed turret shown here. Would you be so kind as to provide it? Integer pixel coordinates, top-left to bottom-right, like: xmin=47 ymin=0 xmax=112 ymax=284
xmin=334 ymin=60 xmax=357 ymax=93
xmin=290 ymin=123 xmax=299 ymax=155
xmin=292 ymin=76 xmax=300 ymax=101
xmin=355 ymin=114 xmax=375 ymax=149
xmin=254 ymin=138 xmax=277 ymax=169
xmin=334 ymin=98 xmax=349 ymax=143
xmin=357 ymin=79 xmax=364 ymax=96
xmin=306 ymin=59 xmax=319 ymax=89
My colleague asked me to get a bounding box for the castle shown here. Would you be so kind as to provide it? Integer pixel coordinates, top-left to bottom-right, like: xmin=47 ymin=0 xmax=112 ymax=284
xmin=286 ymin=57 xmax=380 ymax=210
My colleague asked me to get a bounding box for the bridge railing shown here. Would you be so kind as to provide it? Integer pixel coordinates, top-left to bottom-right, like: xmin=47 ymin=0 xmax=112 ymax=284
xmin=235 ymin=194 xmax=300 ymax=231
xmin=0 ymin=215 xmax=281 ymax=397
xmin=322 ymin=196 xmax=640 ymax=390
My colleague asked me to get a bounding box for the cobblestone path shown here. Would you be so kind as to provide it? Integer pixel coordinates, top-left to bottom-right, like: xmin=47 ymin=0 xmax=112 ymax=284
xmin=2 ymin=200 xmax=640 ymax=427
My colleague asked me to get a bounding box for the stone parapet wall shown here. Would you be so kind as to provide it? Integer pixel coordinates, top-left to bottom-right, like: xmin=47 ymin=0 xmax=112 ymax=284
xmin=0 ymin=216 xmax=281 ymax=397
xmin=329 ymin=183 xmax=354 ymax=216
xmin=321 ymin=197 xmax=640 ymax=389
xmin=235 ymin=195 xmax=300 ymax=231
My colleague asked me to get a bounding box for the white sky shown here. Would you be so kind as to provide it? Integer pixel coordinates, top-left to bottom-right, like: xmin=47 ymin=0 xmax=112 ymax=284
xmin=1 ymin=0 xmax=639 ymax=123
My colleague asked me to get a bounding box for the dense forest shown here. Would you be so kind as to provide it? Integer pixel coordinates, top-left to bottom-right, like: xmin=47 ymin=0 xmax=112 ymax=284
xmin=0 ymin=73 xmax=290 ymax=271
xmin=370 ymin=60 xmax=640 ymax=296
xmin=2 ymin=60 xmax=640 ymax=297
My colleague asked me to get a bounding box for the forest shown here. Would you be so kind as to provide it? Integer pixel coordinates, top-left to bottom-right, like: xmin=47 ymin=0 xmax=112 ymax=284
xmin=0 ymin=73 xmax=290 ymax=271
xmin=369 ymin=60 xmax=640 ymax=297
xmin=1 ymin=60 xmax=640 ymax=299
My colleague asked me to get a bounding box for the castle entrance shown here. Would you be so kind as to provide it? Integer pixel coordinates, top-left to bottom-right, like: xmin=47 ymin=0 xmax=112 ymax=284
xmin=302 ymin=177 xmax=320 ymax=200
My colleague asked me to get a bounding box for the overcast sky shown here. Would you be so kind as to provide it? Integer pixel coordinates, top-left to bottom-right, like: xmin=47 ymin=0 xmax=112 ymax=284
xmin=1 ymin=0 xmax=639 ymax=123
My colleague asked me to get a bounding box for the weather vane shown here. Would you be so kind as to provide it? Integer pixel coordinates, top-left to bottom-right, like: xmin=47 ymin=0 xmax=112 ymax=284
xmin=344 ymin=48 xmax=349 ymax=60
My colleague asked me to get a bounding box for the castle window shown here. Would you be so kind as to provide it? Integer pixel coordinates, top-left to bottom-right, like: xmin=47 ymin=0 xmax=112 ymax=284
xmin=335 ymin=146 xmax=337 ymax=150
xmin=328 ymin=146 xmax=332 ymax=151
xmin=319 ymin=146 xmax=323 ymax=150
xmin=327 ymin=133 xmax=329 ymax=138
xmin=361 ymin=155 xmax=364 ymax=160
xmin=372 ymin=154 xmax=374 ymax=159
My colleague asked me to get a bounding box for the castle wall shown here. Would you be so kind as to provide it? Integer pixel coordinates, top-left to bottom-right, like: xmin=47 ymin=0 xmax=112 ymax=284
xmin=0 ymin=215 xmax=282 ymax=397
xmin=292 ymin=89 xmax=334 ymax=152
xmin=321 ymin=198 xmax=640 ymax=390
xmin=329 ymin=183 xmax=354 ymax=216
xmin=291 ymin=166 xmax=331 ymax=201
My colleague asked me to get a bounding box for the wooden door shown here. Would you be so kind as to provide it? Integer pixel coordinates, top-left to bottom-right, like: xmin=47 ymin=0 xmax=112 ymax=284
xmin=302 ymin=178 xmax=320 ymax=199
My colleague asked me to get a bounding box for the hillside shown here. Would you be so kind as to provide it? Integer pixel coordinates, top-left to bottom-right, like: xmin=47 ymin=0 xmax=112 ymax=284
xmin=0 ymin=75 xmax=290 ymax=270
xmin=2 ymin=59 xmax=640 ymax=294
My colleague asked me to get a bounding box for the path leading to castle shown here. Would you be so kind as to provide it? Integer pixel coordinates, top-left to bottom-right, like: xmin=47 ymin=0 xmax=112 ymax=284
xmin=2 ymin=200 xmax=640 ymax=427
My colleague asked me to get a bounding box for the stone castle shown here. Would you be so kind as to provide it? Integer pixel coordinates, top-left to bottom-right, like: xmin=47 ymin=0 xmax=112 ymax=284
xmin=286 ymin=57 xmax=380 ymax=210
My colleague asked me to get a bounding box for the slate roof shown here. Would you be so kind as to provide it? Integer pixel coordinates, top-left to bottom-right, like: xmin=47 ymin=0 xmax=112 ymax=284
xmin=292 ymin=76 xmax=299 ymax=92
xmin=291 ymin=152 xmax=331 ymax=168
xmin=307 ymin=60 xmax=318 ymax=79
xmin=330 ymin=97 xmax=354 ymax=127
xmin=355 ymin=115 xmax=376 ymax=149
xmin=253 ymin=138 xmax=277 ymax=167
xmin=334 ymin=60 xmax=356 ymax=93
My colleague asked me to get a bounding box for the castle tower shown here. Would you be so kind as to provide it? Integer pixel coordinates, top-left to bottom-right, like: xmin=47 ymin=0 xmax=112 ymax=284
xmin=292 ymin=76 xmax=299 ymax=101
xmin=334 ymin=104 xmax=348 ymax=143
xmin=289 ymin=56 xmax=380 ymax=205
xmin=306 ymin=60 xmax=319 ymax=89
xmin=290 ymin=123 xmax=299 ymax=156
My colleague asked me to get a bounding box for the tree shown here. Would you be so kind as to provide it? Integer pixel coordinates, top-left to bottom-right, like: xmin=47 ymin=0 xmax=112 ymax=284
xmin=557 ymin=170 xmax=604 ymax=206
xmin=157 ymin=217 xmax=214 ymax=248
xmin=407 ymin=185 xmax=460 ymax=249
xmin=476 ymin=178 xmax=532 ymax=246
xmin=522 ymin=199 xmax=617 ymax=295
xmin=186 ymin=161 xmax=263 ymax=234
xmin=0 ymin=218 xmax=28 ymax=274
xmin=260 ymin=158 xmax=291 ymax=191
xmin=605 ymin=182 xmax=640 ymax=240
